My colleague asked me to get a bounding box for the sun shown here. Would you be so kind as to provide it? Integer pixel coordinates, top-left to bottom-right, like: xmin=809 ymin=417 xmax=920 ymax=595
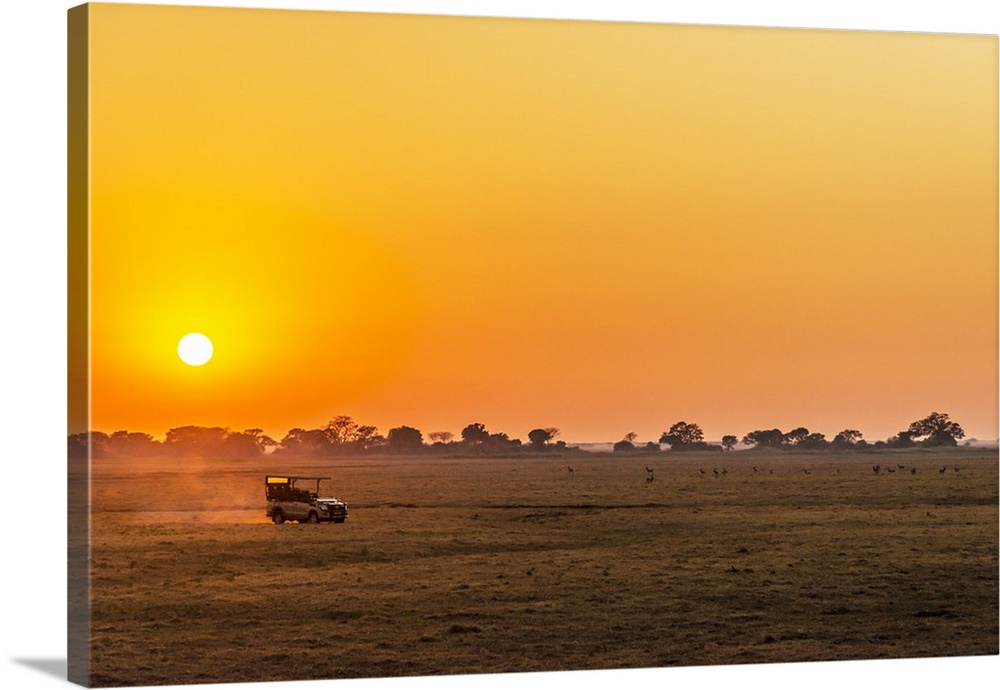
xmin=177 ymin=333 xmax=213 ymax=366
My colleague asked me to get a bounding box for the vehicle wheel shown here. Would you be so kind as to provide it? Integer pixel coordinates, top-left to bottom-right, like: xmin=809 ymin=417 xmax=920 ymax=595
xmin=272 ymin=511 xmax=285 ymax=524
xmin=307 ymin=511 xmax=320 ymax=524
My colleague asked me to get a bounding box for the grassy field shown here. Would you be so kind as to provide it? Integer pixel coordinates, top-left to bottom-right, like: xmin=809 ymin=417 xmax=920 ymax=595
xmin=86 ymin=448 xmax=998 ymax=686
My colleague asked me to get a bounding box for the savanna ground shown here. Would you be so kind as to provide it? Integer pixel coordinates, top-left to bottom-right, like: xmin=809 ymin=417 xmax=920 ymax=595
xmin=85 ymin=448 xmax=999 ymax=686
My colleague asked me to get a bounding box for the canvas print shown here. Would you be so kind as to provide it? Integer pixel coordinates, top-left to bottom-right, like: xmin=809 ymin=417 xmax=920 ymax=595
xmin=68 ymin=3 xmax=998 ymax=687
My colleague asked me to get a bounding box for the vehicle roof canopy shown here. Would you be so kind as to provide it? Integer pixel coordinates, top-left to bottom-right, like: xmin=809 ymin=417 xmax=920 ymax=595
xmin=265 ymin=475 xmax=331 ymax=484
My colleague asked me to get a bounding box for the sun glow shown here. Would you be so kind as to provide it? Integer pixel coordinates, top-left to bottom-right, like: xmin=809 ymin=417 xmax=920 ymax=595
xmin=177 ymin=333 xmax=213 ymax=366
xmin=83 ymin=5 xmax=998 ymax=441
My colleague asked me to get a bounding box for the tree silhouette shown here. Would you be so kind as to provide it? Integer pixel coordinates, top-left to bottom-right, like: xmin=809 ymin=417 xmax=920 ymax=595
xmin=67 ymin=432 xmax=88 ymax=459
xmin=354 ymin=425 xmax=383 ymax=450
xmin=614 ymin=432 xmax=636 ymax=452
xmin=831 ymin=429 xmax=863 ymax=449
xmin=907 ymin=412 xmax=965 ymax=446
xmin=742 ymin=429 xmax=785 ymax=449
xmin=461 ymin=423 xmax=489 ymax=445
xmin=324 ymin=416 xmax=359 ymax=445
xmin=159 ymin=425 xmax=277 ymax=457
xmin=164 ymin=426 xmax=229 ymax=457
xmin=798 ymin=432 xmax=828 ymax=450
xmin=428 ymin=431 xmax=454 ymax=445
xmin=528 ymin=428 xmax=558 ymax=449
xmin=487 ymin=432 xmax=520 ymax=449
xmin=241 ymin=428 xmax=277 ymax=454
xmin=886 ymin=429 xmax=916 ymax=448
xmin=387 ymin=426 xmax=424 ymax=453
xmin=783 ymin=427 xmax=809 ymax=446
xmin=278 ymin=427 xmax=330 ymax=455
xmin=68 ymin=431 xmax=109 ymax=459
xmin=659 ymin=421 xmax=705 ymax=449
xmin=108 ymin=430 xmax=161 ymax=456
xmin=222 ymin=430 xmax=267 ymax=456
xmin=721 ymin=435 xmax=738 ymax=452
xmin=320 ymin=416 xmax=386 ymax=452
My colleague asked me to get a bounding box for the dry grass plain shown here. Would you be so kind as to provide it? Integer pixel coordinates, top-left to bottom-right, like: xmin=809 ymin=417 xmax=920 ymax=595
xmin=86 ymin=448 xmax=998 ymax=686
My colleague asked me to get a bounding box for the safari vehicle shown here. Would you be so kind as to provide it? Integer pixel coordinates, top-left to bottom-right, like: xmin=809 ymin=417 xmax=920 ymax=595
xmin=265 ymin=475 xmax=348 ymax=524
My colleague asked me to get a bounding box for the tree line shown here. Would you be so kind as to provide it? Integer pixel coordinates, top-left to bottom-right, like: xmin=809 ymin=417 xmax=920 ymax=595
xmin=613 ymin=411 xmax=966 ymax=453
xmin=68 ymin=411 xmax=967 ymax=459
xmin=67 ymin=416 xmax=565 ymax=459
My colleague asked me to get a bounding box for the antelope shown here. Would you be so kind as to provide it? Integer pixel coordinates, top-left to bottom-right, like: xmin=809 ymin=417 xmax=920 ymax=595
xmin=713 ymin=468 xmax=719 ymax=478
xmin=954 ymin=466 xmax=960 ymax=473
xmin=873 ymin=464 xmax=880 ymax=475
xmin=699 ymin=469 xmax=706 ymax=475
xmin=753 ymin=466 xmax=759 ymax=473
xmin=911 ymin=467 xmax=917 ymax=475
xmin=803 ymin=469 xmax=812 ymax=475
xmin=646 ymin=473 xmax=655 ymax=484
xmin=567 ymin=466 xmax=574 ymax=475
xmin=939 ymin=466 xmax=947 ymax=475
xmin=645 ymin=466 xmax=654 ymax=474
xmin=721 ymin=468 xmax=728 ymax=475
xmin=886 ymin=467 xmax=895 ymax=474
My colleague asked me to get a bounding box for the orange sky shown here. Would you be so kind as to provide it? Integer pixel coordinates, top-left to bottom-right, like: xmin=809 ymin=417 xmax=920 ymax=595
xmin=81 ymin=3 xmax=998 ymax=443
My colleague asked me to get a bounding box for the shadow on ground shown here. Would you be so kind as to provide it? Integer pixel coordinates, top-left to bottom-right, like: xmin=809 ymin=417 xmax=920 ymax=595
xmin=12 ymin=658 xmax=66 ymax=680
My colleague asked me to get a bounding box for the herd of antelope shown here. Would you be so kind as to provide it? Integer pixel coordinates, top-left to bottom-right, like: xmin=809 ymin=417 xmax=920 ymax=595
xmin=565 ymin=462 xmax=965 ymax=484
